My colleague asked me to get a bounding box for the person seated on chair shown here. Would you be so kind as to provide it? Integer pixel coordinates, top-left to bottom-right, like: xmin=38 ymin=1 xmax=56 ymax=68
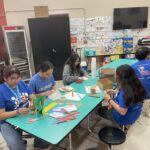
xmin=0 ymin=65 xmax=35 ymax=150
xmin=99 ymin=65 xmax=147 ymax=126
xmin=29 ymin=60 xmax=56 ymax=97
xmin=62 ymin=53 xmax=87 ymax=85
xmin=132 ymin=46 xmax=150 ymax=98
xmin=29 ymin=60 xmax=56 ymax=148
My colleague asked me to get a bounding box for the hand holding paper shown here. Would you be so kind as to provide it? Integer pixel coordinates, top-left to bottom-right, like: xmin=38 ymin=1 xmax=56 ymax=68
xmin=48 ymin=91 xmax=62 ymax=101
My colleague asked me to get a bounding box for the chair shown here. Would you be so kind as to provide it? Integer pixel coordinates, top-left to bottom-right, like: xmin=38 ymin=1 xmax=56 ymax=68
xmin=98 ymin=127 xmax=126 ymax=150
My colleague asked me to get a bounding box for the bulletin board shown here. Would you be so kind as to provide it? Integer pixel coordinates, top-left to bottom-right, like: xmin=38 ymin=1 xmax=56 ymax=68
xmin=70 ymin=16 xmax=150 ymax=55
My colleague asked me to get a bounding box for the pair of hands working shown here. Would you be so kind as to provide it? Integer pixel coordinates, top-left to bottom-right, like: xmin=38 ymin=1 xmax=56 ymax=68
xmin=104 ymin=89 xmax=118 ymax=109
xmin=104 ymin=89 xmax=118 ymax=102
xmin=17 ymin=89 xmax=56 ymax=115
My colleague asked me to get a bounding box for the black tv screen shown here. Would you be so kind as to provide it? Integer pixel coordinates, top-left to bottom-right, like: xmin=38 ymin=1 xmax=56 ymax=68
xmin=113 ymin=7 xmax=149 ymax=30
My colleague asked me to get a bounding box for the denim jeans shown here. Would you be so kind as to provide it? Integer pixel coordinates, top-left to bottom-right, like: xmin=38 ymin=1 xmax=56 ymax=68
xmin=0 ymin=123 xmax=26 ymax=150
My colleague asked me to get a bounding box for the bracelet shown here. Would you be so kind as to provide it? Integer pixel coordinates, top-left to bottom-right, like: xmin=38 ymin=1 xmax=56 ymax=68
xmin=16 ymin=109 xmax=20 ymax=115
xmin=108 ymin=99 xmax=113 ymax=104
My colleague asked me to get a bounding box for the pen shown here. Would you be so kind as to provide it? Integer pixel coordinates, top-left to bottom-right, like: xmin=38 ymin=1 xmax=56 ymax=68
xmin=88 ymin=94 xmax=100 ymax=98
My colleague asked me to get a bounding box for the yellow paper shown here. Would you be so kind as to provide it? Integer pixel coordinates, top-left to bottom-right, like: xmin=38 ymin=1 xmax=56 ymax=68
xmin=43 ymin=102 xmax=57 ymax=114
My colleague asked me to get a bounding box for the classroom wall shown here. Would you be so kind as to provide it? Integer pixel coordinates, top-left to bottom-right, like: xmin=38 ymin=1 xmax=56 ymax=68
xmin=3 ymin=0 xmax=150 ymax=73
xmin=4 ymin=0 xmax=150 ymax=37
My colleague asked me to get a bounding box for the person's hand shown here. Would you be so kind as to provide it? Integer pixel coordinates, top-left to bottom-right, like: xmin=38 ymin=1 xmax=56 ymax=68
xmin=18 ymin=108 xmax=29 ymax=115
xmin=104 ymin=91 xmax=113 ymax=110
xmin=78 ymin=77 xmax=83 ymax=80
xmin=106 ymin=89 xmax=115 ymax=93
xmin=29 ymin=102 xmax=35 ymax=110
xmin=104 ymin=91 xmax=111 ymax=102
xmin=84 ymin=73 xmax=88 ymax=78
xmin=44 ymin=90 xmax=55 ymax=96
xmin=106 ymin=89 xmax=117 ymax=95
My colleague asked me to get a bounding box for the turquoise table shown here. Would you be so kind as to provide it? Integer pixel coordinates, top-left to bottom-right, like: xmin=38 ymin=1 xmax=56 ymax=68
xmin=101 ymin=59 xmax=137 ymax=69
xmin=92 ymin=58 xmax=138 ymax=77
xmin=6 ymin=78 xmax=103 ymax=147
xmin=6 ymin=59 xmax=138 ymax=148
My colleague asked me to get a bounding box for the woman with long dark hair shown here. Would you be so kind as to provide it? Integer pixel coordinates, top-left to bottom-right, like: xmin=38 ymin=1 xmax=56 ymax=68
xmin=63 ymin=53 xmax=87 ymax=85
xmin=0 ymin=65 xmax=35 ymax=150
xmin=101 ymin=65 xmax=146 ymax=125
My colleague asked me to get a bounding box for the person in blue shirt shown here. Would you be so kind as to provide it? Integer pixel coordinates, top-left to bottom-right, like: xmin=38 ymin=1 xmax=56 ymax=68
xmin=29 ymin=60 xmax=56 ymax=97
xmin=132 ymin=46 xmax=150 ymax=98
xmin=99 ymin=65 xmax=146 ymax=126
xmin=0 ymin=65 xmax=35 ymax=150
xmin=29 ymin=60 xmax=56 ymax=148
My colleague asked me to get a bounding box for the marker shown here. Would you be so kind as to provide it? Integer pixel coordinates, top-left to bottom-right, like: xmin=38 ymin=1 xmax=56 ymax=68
xmin=77 ymin=93 xmax=82 ymax=100
xmin=55 ymin=120 xmax=67 ymax=124
xmin=72 ymin=91 xmax=74 ymax=97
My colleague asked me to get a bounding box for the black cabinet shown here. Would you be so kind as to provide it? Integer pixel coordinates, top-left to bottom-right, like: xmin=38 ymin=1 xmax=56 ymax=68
xmin=0 ymin=28 xmax=8 ymax=64
xmin=28 ymin=14 xmax=71 ymax=80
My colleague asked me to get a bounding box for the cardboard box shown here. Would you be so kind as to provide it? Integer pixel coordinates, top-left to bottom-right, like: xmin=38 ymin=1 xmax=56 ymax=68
xmin=34 ymin=6 xmax=49 ymax=18
xmin=100 ymin=68 xmax=116 ymax=82
xmin=98 ymin=78 xmax=113 ymax=90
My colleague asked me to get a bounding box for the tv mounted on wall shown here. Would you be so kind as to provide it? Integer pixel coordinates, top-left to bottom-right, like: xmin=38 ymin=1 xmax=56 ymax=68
xmin=113 ymin=7 xmax=149 ymax=30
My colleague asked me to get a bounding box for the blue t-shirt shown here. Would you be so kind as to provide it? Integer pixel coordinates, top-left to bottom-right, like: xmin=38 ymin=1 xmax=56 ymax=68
xmin=112 ymin=90 xmax=142 ymax=125
xmin=0 ymin=80 xmax=32 ymax=124
xmin=132 ymin=60 xmax=150 ymax=98
xmin=29 ymin=73 xmax=55 ymax=94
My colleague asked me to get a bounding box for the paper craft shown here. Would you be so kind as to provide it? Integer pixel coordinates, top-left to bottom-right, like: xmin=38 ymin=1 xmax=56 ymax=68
xmin=43 ymin=102 xmax=57 ymax=114
xmin=85 ymin=86 xmax=101 ymax=94
xmin=52 ymin=107 xmax=64 ymax=113
xmin=64 ymin=92 xmax=85 ymax=101
xmin=55 ymin=111 xmax=80 ymax=124
xmin=59 ymin=86 xmax=74 ymax=92
xmin=82 ymin=77 xmax=88 ymax=80
xmin=48 ymin=91 xmax=62 ymax=100
xmin=52 ymin=104 xmax=77 ymax=113
xmin=102 ymin=100 xmax=109 ymax=107
xmin=62 ymin=105 xmax=77 ymax=112
xmin=33 ymin=96 xmax=45 ymax=114
xmin=49 ymin=112 xmax=65 ymax=118
xmin=27 ymin=118 xmax=39 ymax=124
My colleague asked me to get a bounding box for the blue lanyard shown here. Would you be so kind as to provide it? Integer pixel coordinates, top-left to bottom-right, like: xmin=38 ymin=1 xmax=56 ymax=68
xmin=4 ymin=82 xmax=21 ymax=101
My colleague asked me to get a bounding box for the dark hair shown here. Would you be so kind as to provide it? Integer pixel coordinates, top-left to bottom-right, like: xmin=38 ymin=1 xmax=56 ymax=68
xmin=65 ymin=53 xmax=81 ymax=73
xmin=39 ymin=61 xmax=54 ymax=72
xmin=116 ymin=65 xmax=146 ymax=106
xmin=0 ymin=65 xmax=20 ymax=83
xmin=135 ymin=47 xmax=150 ymax=60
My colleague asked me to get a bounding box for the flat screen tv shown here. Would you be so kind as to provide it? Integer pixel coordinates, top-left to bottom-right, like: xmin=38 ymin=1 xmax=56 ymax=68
xmin=113 ymin=7 xmax=149 ymax=30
